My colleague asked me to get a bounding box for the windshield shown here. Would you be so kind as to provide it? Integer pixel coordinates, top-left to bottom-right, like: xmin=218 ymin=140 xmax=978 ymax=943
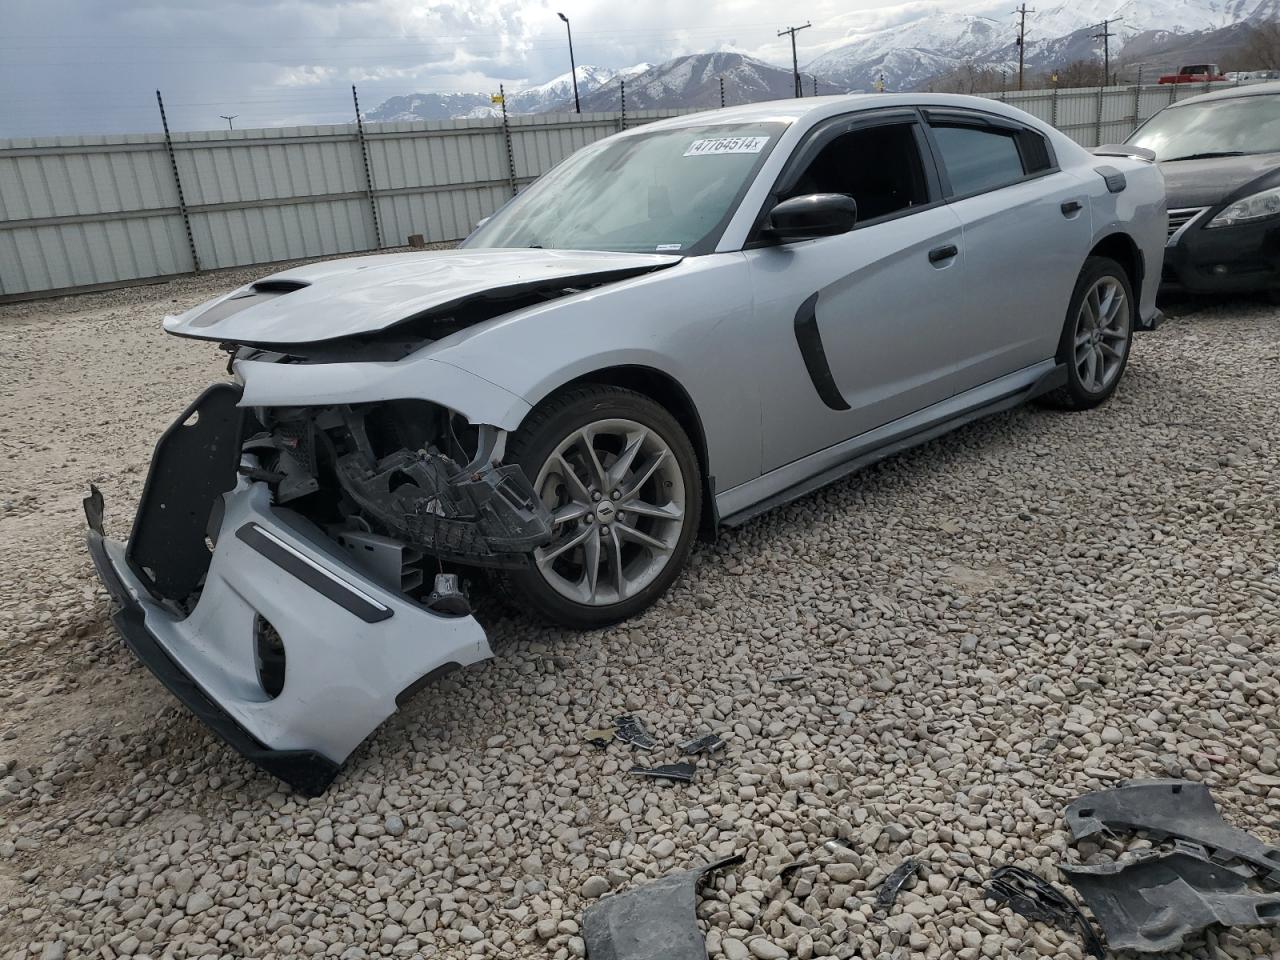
xmin=1129 ymin=94 xmax=1280 ymax=159
xmin=463 ymin=121 xmax=787 ymax=255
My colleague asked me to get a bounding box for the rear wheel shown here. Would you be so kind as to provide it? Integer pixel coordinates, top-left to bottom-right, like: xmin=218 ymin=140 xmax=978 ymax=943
xmin=1038 ymin=255 xmax=1134 ymax=410
xmin=503 ymin=385 xmax=701 ymax=629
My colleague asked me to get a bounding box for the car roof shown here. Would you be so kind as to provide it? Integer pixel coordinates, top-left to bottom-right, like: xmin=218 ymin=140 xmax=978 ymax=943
xmin=1171 ymin=81 xmax=1280 ymax=107
xmin=627 ymin=92 xmax=1057 ymax=134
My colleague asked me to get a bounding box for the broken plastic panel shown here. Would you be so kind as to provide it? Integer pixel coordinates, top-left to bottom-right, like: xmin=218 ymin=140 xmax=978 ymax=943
xmin=679 ymin=733 xmax=726 ymax=755
xmin=614 ymin=715 xmax=658 ymax=751
xmin=985 ymin=865 xmax=1105 ymax=959
xmin=876 ymin=859 xmax=924 ymax=911
xmin=1065 ymin=780 xmax=1280 ymax=884
xmin=582 ymin=855 xmax=743 ymax=960
xmin=629 ymin=762 xmax=696 ymax=783
xmin=1063 ymin=843 xmax=1280 ymax=953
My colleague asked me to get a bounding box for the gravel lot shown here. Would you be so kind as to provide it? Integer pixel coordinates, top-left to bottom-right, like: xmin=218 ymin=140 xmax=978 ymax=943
xmin=1 ymin=269 xmax=1278 ymax=960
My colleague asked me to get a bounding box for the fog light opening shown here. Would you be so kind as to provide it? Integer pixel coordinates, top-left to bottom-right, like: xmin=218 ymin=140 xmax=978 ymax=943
xmin=254 ymin=614 xmax=286 ymax=699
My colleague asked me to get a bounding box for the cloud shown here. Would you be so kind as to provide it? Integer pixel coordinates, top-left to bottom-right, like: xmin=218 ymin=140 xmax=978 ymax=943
xmin=0 ymin=0 xmax=905 ymax=137
xmin=278 ymin=65 xmax=340 ymax=87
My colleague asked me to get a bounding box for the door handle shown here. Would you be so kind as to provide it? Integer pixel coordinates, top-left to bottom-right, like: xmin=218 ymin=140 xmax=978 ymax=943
xmin=928 ymin=243 xmax=958 ymax=264
xmin=1061 ymin=200 xmax=1083 ymax=216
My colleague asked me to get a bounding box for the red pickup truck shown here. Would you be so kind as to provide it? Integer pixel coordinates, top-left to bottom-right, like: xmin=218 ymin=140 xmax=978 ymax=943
xmin=1158 ymin=64 xmax=1227 ymax=84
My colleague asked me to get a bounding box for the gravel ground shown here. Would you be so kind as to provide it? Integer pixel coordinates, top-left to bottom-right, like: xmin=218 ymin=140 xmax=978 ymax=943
xmin=1 ymin=268 xmax=1278 ymax=960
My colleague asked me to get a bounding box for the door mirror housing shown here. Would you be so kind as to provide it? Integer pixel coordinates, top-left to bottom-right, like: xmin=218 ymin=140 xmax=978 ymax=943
xmin=765 ymin=193 xmax=858 ymax=242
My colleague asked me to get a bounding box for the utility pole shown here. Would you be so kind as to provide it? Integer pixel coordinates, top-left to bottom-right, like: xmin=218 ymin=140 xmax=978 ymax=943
xmin=352 ymin=85 xmax=383 ymax=250
xmin=1013 ymin=4 xmax=1035 ymax=91
xmin=219 ymin=114 xmax=237 ymax=130
xmin=777 ymin=22 xmax=812 ymax=98
xmin=1093 ymin=17 xmax=1122 ymax=86
xmin=156 ymin=90 xmax=200 ymax=273
xmin=556 ymin=12 xmax=581 ymax=113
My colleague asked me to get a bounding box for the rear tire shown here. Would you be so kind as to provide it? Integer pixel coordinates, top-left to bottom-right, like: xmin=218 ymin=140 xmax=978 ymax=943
xmin=503 ymin=385 xmax=701 ymax=629
xmin=1038 ymin=255 xmax=1134 ymax=411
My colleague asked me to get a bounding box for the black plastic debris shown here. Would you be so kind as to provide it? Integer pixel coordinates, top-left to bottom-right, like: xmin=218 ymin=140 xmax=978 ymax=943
xmin=614 ymin=715 xmax=658 ymax=751
xmin=1065 ymin=779 xmax=1280 ymax=884
xmin=985 ymin=865 xmax=1105 ymax=959
xmin=629 ymin=762 xmax=696 ymax=783
xmin=1062 ymin=843 xmax=1280 ymax=953
xmin=583 ymin=854 xmax=743 ymax=960
xmin=875 ymin=858 xmax=923 ymax=911
xmin=679 ymin=733 xmax=726 ymax=755
xmin=778 ymin=860 xmax=817 ymax=882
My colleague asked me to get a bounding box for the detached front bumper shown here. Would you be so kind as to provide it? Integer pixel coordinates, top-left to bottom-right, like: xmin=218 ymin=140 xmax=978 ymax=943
xmin=85 ymin=389 xmax=493 ymax=796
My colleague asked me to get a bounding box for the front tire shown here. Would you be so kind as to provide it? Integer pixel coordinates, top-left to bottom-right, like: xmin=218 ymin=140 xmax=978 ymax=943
xmin=503 ymin=385 xmax=702 ymax=629
xmin=1038 ymin=255 xmax=1134 ymax=410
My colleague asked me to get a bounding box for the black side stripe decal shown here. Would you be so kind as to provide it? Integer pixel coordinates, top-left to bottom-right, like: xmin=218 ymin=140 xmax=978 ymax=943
xmin=236 ymin=524 xmax=393 ymax=623
xmin=793 ymin=292 xmax=851 ymax=411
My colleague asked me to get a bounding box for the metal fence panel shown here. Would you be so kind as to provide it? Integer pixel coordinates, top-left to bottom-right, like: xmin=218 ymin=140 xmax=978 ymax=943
xmin=0 ymin=87 xmax=1266 ymax=298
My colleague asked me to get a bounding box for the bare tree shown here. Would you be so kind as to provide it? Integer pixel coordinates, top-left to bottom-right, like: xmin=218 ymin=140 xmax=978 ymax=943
xmin=923 ymin=61 xmax=1005 ymax=94
xmin=1033 ymin=59 xmax=1107 ymax=87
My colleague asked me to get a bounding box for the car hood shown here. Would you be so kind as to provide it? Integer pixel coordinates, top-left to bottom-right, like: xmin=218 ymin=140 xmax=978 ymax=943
xmin=1160 ymin=152 xmax=1280 ymax=208
xmin=163 ymin=248 xmax=682 ymax=346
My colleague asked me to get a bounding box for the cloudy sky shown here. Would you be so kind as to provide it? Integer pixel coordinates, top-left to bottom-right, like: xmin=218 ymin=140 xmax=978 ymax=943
xmin=2 ymin=0 xmax=919 ymax=138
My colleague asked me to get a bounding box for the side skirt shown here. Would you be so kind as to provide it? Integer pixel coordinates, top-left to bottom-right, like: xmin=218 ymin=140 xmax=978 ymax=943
xmin=719 ymin=363 xmax=1066 ymax=528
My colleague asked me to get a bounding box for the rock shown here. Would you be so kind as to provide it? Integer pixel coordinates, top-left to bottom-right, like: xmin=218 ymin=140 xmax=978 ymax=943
xmin=581 ymin=875 xmax=610 ymax=899
xmin=747 ymin=939 xmax=789 ymax=960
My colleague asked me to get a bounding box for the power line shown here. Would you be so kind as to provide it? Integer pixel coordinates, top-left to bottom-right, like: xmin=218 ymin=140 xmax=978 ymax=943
xmin=1092 ymin=17 xmax=1123 ymax=85
xmin=1013 ymin=4 xmax=1035 ymax=91
xmin=777 ymin=22 xmax=812 ymax=99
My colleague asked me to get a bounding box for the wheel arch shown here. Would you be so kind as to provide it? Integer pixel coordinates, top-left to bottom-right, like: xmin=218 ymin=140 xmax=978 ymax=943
xmin=1088 ymin=232 xmax=1144 ymax=299
xmin=524 ymin=365 xmax=718 ymax=540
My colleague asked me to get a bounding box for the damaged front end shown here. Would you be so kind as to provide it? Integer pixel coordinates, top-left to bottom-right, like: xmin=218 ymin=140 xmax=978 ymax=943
xmin=249 ymin=401 xmax=550 ymax=571
xmin=85 ymin=381 xmax=553 ymax=796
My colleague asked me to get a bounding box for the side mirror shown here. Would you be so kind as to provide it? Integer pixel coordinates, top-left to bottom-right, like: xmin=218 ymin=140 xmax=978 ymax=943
xmin=766 ymin=193 xmax=857 ymax=242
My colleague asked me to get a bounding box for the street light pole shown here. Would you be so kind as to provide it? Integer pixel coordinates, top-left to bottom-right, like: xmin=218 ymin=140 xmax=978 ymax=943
xmin=557 ymin=12 xmax=581 ymax=114
xmin=219 ymin=114 xmax=238 ymax=130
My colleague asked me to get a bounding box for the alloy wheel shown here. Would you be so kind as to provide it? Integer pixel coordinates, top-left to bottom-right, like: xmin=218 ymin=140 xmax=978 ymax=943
xmin=531 ymin=418 xmax=686 ymax=606
xmin=1073 ymin=275 xmax=1130 ymax=393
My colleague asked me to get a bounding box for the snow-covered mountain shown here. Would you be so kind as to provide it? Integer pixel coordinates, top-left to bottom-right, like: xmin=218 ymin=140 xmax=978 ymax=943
xmin=366 ymin=0 xmax=1276 ymax=123
xmin=805 ymin=0 xmax=1278 ymax=91
xmin=364 ymin=91 xmax=493 ymax=123
xmin=577 ymin=53 xmax=814 ymax=111
xmin=366 ymin=64 xmax=650 ymax=122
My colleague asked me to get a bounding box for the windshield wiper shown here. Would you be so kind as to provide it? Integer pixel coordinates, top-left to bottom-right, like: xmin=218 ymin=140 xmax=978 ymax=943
xmin=1162 ymin=151 xmax=1247 ymax=162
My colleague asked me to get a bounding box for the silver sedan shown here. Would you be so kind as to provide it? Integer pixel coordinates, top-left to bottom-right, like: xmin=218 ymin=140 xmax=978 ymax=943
xmin=87 ymin=93 xmax=1167 ymax=791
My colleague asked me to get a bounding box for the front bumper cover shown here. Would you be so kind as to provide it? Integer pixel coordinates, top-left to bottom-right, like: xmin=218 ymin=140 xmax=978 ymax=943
xmin=85 ymin=390 xmax=494 ymax=795
xmin=1163 ymin=215 xmax=1280 ymax=294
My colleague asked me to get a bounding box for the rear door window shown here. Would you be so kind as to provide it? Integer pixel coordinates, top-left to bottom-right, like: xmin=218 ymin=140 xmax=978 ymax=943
xmin=929 ymin=124 xmax=1026 ymax=196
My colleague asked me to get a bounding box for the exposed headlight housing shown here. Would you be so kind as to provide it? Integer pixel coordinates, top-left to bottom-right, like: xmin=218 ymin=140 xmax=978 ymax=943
xmin=1206 ymin=186 xmax=1280 ymax=227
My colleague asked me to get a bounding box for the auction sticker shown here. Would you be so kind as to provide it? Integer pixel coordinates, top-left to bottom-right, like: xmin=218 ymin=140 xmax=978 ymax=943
xmin=683 ymin=136 xmax=769 ymax=157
